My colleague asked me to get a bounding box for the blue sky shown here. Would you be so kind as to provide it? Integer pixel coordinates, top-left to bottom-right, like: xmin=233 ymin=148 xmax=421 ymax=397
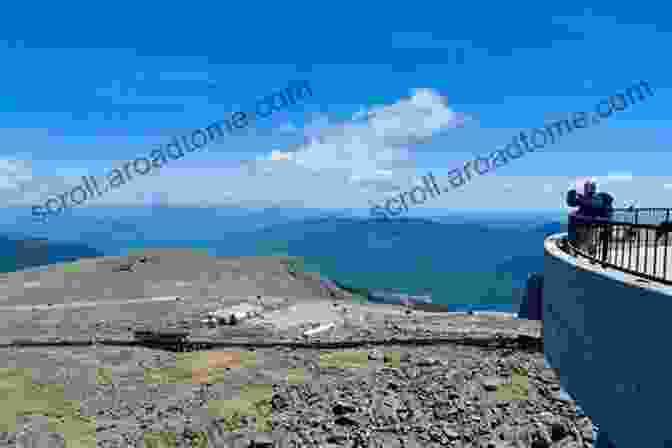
xmin=0 ymin=2 xmax=670 ymax=216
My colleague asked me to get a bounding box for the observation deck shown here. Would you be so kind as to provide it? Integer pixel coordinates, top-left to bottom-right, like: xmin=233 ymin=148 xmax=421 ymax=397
xmin=543 ymin=207 xmax=672 ymax=447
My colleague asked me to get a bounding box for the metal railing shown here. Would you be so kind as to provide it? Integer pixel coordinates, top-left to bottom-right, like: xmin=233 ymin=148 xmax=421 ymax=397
xmin=609 ymin=208 xmax=672 ymax=226
xmin=565 ymin=213 xmax=672 ymax=285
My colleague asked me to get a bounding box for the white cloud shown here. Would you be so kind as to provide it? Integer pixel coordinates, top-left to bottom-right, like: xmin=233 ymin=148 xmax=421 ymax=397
xmin=256 ymin=88 xmax=471 ymax=197
xmin=367 ymin=88 xmax=467 ymax=141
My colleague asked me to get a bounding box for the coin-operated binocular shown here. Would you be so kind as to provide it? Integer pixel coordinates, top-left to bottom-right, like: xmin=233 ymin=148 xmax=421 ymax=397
xmin=566 ymin=189 xmax=614 ymax=218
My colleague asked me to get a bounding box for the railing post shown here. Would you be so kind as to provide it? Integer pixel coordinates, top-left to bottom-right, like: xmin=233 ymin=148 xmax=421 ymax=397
xmin=601 ymin=222 xmax=610 ymax=264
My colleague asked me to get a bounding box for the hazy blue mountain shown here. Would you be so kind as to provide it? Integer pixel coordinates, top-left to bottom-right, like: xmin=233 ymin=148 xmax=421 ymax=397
xmin=0 ymin=206 xmax=350 ymax=254
xmin=236 ymin=216 xmax=558 ymax=305
xmin=0 ymin=207 xmax=564 ymax=307
xmin=0 ymin=235 xmax=104 ymax=273
xmin=532 ymin=221 xmax=568 ymax=237
xmin=494 ymin=221 xmax=566 ymax=284
xmin=496 ymin=255 xmax=546 ymax=285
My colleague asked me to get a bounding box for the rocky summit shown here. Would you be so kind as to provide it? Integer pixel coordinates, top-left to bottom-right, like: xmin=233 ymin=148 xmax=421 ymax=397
xmin=0 ymin=251 xmax=593 ymax=447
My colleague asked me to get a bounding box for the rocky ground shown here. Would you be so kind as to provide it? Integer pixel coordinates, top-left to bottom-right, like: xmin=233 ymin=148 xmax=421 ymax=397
xmin=0 ymin=316 xmax=593 ymax=448
xmin=0 ymin=251 xmax=595 ymax=447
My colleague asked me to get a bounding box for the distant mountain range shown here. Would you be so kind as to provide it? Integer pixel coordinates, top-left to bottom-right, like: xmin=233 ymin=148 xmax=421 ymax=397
xmin=240 ymin=217 xmax=568 ymax=304
xmin=0 ymin=206 xmax=353 ymax=254
xmin=0 ymin=209 xmax=568 ymax=307
xmin=494 ymin=221 xmax=568 ymax=285
xmin=0 ymin=235 xmax=103 ymax=273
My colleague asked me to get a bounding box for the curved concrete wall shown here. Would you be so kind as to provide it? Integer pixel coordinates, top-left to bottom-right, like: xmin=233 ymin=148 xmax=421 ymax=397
xmin=544 ymin=233 xmax=672 ymax=448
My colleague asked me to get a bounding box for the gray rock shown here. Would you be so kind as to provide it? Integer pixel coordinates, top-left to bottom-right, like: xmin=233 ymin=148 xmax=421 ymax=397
xmin=529 ymin=426 xmax=552 ymax=448
xmin=577 ymin=418 xmax=594 ymax=442
xmin=531 ymin=440 xmax=551 ymax=448
xmin=368 ymin=349 xmax=383 ymax=360
xmin=374 ymin=433 xmax=403 ymax=448
xmin=416 ymin=358 xmax=440 ymax=367
xmin=332 ymin=402 xmax=357 ymax=415
xmin=482 ymin=377 xmax=501 ymax=391
xmin=376 ymin=395 xmax=403 ymax=425
xmin=272 ymin=392 xmax=289 ymax=411
xmin=428 ymin=424 xmax=448 ymax=443
xmin=326 ymin=428 xmax=348 ymax=444
xmin=432 ymin=402 xmax=456 ymax=420
xmin=550 ymin=420 xmax=571 ymax=441
xmin=248 ymin=434 xmax=274 ymax=448
xmin=555 ymin=438 xmax=581 ymax=448
xmin=386 ymin=381 xmax=401 ymax=391
xmin=403 ymin=367 xmax=420 ymax=380
xmin=334 ymin=415 xmax=361 ymax=427
xmin=443 ymin=427 xmax=461 ymax=439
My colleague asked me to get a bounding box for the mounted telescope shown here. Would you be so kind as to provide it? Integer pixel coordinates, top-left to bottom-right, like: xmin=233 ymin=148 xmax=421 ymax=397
xmin=566 ymin=189 xmax=614 ymax=218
